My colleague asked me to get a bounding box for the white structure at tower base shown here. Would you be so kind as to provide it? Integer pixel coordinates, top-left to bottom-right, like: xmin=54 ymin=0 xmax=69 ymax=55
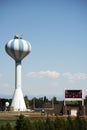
xmin=11 ymin=88 xmax=26 ymax=111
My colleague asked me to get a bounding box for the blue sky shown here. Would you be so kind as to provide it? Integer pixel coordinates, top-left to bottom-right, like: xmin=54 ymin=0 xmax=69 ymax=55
xmin=0 ymin=0 xmax=87 ymax=99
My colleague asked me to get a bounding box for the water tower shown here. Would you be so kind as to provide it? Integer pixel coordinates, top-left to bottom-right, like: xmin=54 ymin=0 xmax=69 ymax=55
xmin=5 ymin=35 xmax=31 ymax=111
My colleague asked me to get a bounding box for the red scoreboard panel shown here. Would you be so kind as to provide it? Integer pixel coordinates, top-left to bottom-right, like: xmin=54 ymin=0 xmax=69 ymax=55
xmin=65 ymin=90 xmax=82 ymax=98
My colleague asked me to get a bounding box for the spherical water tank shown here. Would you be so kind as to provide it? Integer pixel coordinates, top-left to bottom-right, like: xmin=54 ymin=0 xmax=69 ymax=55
xmin=5 ymin=35 xmax=31 ymax=61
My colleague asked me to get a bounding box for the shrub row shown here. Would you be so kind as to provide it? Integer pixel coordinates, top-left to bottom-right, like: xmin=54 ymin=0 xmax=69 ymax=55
xmin=0 ymin=115 xmax=87 ymax=130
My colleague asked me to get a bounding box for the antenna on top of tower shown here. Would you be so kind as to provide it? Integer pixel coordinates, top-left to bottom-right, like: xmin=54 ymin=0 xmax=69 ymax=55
xmin=14 ymin=34 xmax=23 ymax=39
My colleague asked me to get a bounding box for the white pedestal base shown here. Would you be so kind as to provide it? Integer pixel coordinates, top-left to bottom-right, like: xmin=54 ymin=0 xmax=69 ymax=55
xmin=11 ymin=88 xmax=26 ymax=111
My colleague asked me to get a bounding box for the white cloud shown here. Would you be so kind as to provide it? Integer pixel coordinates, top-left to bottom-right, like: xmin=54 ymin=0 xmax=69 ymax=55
xmin=63 ymin=72 xmax=87 ymax=80
xmin=27 ymin=71 xmax=87 ymax=81
xmin=26 ymin=70 xmax=60 ymax=78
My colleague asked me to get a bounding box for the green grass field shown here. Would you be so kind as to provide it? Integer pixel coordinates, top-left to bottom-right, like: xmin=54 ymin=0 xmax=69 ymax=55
xmin=0 ymin=111 xmax=44 ymax=126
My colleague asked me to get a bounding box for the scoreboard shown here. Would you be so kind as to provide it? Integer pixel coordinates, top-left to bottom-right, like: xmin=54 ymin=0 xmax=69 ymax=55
xmin=65 ymin=90 xmax=82 ymax=99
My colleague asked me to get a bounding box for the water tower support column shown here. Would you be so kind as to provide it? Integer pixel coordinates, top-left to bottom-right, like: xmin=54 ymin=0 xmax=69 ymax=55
xmin=11 ymin=61 xmax=26 ymax=111
xmin=15 ymin=61 xmax=21 ymax=89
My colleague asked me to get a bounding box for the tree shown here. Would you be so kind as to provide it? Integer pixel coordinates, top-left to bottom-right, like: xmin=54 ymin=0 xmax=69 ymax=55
xmin=84 ymin=95 xmax=87 ymax=105
xmin=0 ymin=125 xmax=5 ymax=130
xmin=15 ymin=115 xmax=26 ymax=130
xmin=74 ymin=116 xmax=83 ymax=130
xmin=54 ymin=118 xmax=67 ymax=130
xmin=5 ymin=122 xmax=13 ymax=130
xmin=35 ymin=119 xmax=45 ymax=130
xmin=66 ymin=117 xmax=74 ymax=130
xmin=23 ymin=118 xmax=35 ymax=130
xmin=45 ymin=118 xmax=55 ymax=130
xmin=34 ymin=97 xmax=44 ymax=108
xmin=15 ymin=114 xmax=36 ymax=130
xmin=44 ymin=96 xmax=48 ymax=102
xmin=24 ymin=96 xmax=29 ymax=109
